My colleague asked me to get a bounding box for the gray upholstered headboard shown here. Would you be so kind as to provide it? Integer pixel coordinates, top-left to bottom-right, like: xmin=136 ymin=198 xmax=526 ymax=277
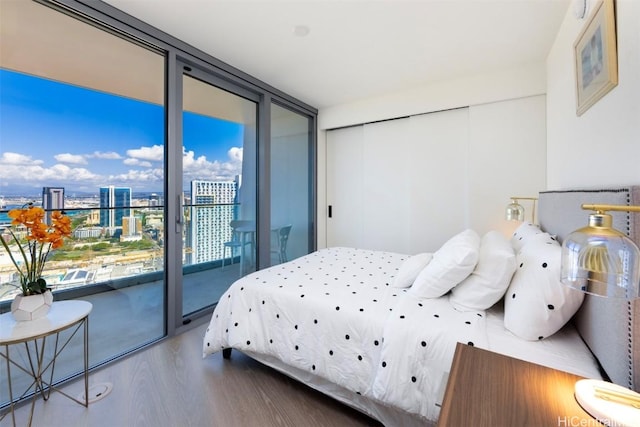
xmin=538 ymin=187 xmax=640 ymax=392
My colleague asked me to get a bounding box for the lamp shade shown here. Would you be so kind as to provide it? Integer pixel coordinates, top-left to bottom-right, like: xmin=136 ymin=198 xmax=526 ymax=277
xmin=505 ymin=200 xmax=525 ymax=221
xmin=561 ymin=212 xmax=640 ymax=299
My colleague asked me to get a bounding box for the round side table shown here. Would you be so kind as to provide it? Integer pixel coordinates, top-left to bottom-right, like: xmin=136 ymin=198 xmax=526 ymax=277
xmin=0 ymin=300 xmax=92 ymax=427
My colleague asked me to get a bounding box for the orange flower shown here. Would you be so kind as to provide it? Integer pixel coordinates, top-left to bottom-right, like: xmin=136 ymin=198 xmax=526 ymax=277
xmin=8 ymin=208 xmax=26 ymax=225
xmin=1 ymin=204 xmax=72 ymax=295
xmin=52 ymin=211 xmax=72 ymax=236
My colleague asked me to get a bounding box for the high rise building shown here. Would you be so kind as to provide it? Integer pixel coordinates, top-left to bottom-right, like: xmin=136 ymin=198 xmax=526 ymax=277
xmin=42 ymin=187 xmax=65 ymax=224
xmin=148 ymin=193 xmax=162 ymax=207
xmin=86 ymin=210 xmax=100 ymax=225
xmin=122 ymin=215 xmax=141 ymax=235
xmin=99 ymin=186 xmax=131 ymax=230
xmin=189 ymin=177 xmax=239 ymax=264
xmin=121 ymin=215 xmax=142 ymax=241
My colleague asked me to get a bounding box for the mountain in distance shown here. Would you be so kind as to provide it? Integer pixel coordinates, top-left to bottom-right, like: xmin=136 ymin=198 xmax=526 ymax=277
xmin=1 ymin=184 xmax=164 ymax=199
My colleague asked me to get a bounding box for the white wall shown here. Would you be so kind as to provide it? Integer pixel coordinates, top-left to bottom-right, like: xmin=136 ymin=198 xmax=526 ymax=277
xmin=468 ymin=96 xmax=547 ymax=235
xmin=319 ymin=62 xmax=546 ymax=131
xmin=546 ymin=0 xmax=640 ymax=189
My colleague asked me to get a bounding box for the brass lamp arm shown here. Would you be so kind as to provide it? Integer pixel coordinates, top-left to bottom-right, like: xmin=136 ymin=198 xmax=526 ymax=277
xmin=582 ymin=204 xmax=640 ymax=213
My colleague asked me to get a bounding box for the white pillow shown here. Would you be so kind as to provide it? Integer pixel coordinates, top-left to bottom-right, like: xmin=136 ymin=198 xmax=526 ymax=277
xmin=391 ymin=253 xmax=433 ymax=288
xmin=504 ymin=236 xmax=584 ymax=340
xmin=450 ymin=231 xmax=516 ymax=311
xmin=409 ymin=229 xmax=480 ymax=299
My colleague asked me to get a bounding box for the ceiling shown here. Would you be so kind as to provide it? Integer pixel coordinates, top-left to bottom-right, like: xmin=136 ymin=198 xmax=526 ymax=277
xmin=104 ymin=1 xmax=569 ymax=109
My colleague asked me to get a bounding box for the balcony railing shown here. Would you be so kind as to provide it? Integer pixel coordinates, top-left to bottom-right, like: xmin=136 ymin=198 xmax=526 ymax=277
xmin=0 ymin=200 xmax=245 ymax=304
xmin=0 ymin=199 xmax=247 ymax=411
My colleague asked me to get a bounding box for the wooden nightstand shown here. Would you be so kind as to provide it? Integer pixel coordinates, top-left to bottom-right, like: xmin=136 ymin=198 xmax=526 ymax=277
xmin=437 ymin=342 xmax=594 ymax=427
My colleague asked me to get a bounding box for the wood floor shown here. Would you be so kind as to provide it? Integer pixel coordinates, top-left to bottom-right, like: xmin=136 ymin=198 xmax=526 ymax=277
xmin=2 ymin=320 xmax=381 ymax=427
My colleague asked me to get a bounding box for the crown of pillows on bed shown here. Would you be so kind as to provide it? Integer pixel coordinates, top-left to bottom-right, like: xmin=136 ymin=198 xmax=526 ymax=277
xmin=391 ymin=224 xmax=585 ymax=341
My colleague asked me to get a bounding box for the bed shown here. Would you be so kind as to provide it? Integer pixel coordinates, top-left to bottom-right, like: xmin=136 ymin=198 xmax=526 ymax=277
xmin=203 ymin=186 xmax=640 ymax=426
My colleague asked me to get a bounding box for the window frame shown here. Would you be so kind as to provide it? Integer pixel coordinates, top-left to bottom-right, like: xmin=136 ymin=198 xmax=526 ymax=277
xmin=26 ymin=0 xmax=318 ymax=336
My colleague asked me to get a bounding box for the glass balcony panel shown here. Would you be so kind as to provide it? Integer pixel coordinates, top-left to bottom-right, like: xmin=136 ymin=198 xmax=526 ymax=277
xmin=181 ymin=74 xmax=257 ymax=317
xmin=0 ymin=0 xmax=165 ymax=408
xmin=270 ymin=103 xmax=313 ymax=266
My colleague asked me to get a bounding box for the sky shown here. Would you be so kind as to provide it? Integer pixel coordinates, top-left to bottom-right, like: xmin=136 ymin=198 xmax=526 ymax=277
xmin=0 ymin=69 xmax=244 ymax=196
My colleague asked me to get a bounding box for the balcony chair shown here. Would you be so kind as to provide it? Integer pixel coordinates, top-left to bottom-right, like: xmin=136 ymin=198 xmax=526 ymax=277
xmin=271 ymin=224 xmax=292 ymax=264
xmin=222 ymin=219 xmax=255 ymax=276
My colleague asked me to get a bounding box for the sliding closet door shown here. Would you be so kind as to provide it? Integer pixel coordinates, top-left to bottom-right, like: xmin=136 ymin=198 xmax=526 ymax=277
xmin=326 ymin=125 xmax=365 ymax=247
xmin=360 ymin=119 xmax=411 ymax=252
xmin=326 ymin=108 xmax=469 ymax=254
xmin=327 ymin=119 xmax=411 ymax=252
xmin=407 ymin=108 xmax=469 ymax=252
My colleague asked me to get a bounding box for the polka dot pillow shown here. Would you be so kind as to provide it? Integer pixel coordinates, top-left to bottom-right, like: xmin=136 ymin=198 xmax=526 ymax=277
xmin=504 ymin=233 xmax=584 ymax=340
xmin=391 ymin=252 xmax=433 ymax=288
xmin=510 ymin=222 xmax=549 ymax=252
xmin=409 ymin=229 xmax=480 ymax=299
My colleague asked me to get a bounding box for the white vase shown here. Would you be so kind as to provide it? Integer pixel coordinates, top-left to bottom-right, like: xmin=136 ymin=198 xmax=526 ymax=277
xmin=11 ymin=290 xmax=53 ymax=321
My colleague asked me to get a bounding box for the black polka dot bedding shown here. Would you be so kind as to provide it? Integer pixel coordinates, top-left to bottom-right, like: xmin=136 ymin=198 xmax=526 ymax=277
xmin=202 ymin=247 xmax=487 ymax=421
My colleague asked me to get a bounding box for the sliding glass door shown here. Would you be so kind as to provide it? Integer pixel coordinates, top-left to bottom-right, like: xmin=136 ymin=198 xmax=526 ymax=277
xmin=0 ymin=0 xmax=166 ymax=402
xmin=270 ymin=103 xmax=314 ymax=266
xmin=1 ymin=0 xmax=316 ymax=408
xmin=179 ymin=68 xmax=258 ymax=317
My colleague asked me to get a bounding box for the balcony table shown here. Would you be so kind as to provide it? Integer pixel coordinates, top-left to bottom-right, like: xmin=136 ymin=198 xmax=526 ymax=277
xmin=233 ymin=223 xmax=256 ymax=275
xmin=0 ymin=300 xmax=92 ymax=426
xmin=231 ymin=223 xmax=288 ymax=274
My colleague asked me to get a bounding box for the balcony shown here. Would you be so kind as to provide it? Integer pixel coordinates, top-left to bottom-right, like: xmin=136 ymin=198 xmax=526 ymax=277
xmin=0 ymin=201 xmax=252 ymax=411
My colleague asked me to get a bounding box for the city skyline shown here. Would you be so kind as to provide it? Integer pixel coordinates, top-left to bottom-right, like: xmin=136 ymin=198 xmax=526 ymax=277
xmin=0 ymin=68 xmax=245 ymax=196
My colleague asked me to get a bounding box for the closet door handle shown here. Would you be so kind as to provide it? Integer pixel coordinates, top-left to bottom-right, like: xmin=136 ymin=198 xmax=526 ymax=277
xmin=328 ymin=205 xmax=333 ymax=218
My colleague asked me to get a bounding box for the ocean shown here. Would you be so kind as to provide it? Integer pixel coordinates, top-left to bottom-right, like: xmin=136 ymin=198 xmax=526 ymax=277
xmin=0 ymin=205 xmax=21 ymax=225
xmin=0 ymin=205 xmax=83 ymax=226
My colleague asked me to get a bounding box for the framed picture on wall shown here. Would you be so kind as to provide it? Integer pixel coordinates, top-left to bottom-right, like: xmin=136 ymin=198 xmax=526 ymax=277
xmin=574 ymin=0 xmax=618 ymax=116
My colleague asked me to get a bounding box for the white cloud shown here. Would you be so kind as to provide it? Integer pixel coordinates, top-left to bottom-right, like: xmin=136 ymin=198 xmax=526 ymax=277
xmin=182 ymin=150 xmax=210 ymax=170
xmin=107 ymin=168 xmax=164 ymax=184
xmin=0 ymin=152 xmax=43 ymax=166
xmin=182 ymin=146 xmax=242 ymax=182
xmin=54 ymin=153 xmax=87 ymax=165
xmin=48 ymin=163 xmax=99 ymax=180
xmin=123 ymin=158 xmax=152 ymax=167
xmin=2 ymin=146 xmax=243 ymax=192
xmin=88 ymin=151 xmax=122 ymax=160
xmin=127 ymin=145 xmax=163 ymax=162
xmin=228 ymin=147 xmax=243 ymax=163
xmin=0 ymin=162 xmax=101 ymax=184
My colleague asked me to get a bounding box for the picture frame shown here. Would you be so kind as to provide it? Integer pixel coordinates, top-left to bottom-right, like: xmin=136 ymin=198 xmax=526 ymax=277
xmin=574 ymin=0 xmax=618 ymax=116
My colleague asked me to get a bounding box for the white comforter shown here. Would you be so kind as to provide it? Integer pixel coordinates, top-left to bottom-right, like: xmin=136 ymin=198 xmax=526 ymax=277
xmin=203 ymin=247 xmax=488 ymax=421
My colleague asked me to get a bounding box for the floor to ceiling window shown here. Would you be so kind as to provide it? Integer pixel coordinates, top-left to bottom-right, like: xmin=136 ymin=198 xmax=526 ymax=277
xmin=270 ymin=103 xmax=314 ymax=265
xmin=0 ymin=0 xmax=316 ymax=410
xmin=180 ymin=71 xmax=258 ymax=317
xmin=0 ymin=0 xmax=166 ymax=404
